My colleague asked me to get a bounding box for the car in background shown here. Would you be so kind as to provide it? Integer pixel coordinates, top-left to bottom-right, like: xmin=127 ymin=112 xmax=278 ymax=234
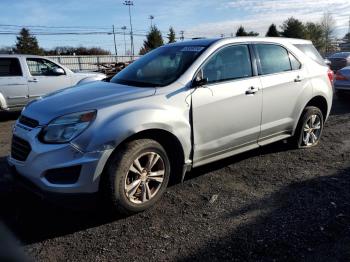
xmin=327 ymin=52 xmax=350 ymax=72
xmin=0 ymin=55 xmax=106 ymax=111
xmin=334 ymin=66 xmax=350 ymax=95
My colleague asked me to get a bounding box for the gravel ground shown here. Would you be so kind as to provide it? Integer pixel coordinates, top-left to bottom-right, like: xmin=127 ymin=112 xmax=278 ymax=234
xmin=0 ymin=96 xmax=350 ymax=261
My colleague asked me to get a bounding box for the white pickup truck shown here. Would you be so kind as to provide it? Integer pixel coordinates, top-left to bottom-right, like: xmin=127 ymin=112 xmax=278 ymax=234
xmin=0 ymin=55 xmax=106 ymax=111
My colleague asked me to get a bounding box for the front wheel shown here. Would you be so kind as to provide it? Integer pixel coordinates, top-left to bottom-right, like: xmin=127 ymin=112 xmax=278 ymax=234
xmin=293 ymin=106 xmax=324 ymax=148
xmin=104 ymin=139 xmax=171 ymax=214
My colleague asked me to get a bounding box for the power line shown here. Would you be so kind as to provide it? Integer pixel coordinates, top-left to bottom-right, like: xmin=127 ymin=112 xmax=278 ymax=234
xmin=0 ymin=30 xmax=148 ymax=37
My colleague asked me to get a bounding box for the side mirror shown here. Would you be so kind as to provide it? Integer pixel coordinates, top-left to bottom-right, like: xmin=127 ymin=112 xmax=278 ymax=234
xmin=192 ymin=70 xmax=208 ymax=88
xmin=51 ymin=68 xmax=65 ymax=76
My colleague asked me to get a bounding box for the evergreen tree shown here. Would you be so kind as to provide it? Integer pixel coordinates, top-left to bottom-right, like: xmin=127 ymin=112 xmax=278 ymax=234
xmin=139 ymin=25 xmax=164 ymax=55
xmin=266 ymin=24 xmax=280 ymax=37
xmin=15 ymin=28 xmax=43 ymax=55
xmin=236 ymin=26 xmax=248 ymax=36
xmin=247 ymin=31 xmax=259 ymax=36
xmin=304 ymin=22 xmax=324 ymax=51
xmin=167 ymin=27 xmax=176 ymax=43
xmin=280 ymin=17 xmax=305 ymax=38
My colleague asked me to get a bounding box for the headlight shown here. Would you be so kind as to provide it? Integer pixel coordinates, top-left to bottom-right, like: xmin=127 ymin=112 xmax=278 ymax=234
xmin=40 ymin=110 xmax=96 ymax=143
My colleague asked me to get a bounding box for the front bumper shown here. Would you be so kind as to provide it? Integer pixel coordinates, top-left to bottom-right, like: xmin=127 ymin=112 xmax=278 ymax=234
xmin=7 ymin=122 xmax=113 ymax=194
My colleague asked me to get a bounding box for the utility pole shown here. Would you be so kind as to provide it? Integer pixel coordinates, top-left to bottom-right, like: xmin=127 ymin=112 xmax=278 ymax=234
xmin=149 ymin=15 xmax=154 ymax=28
xmin=121 ymin=26 xmax=127 ymax=57
xmin=123 ymin=0 xmax=134 ymax=59
xmin=112 ymin=25 xmax=118 ymax=57
xmin=180 ymin=30 xmax=184 ymax=41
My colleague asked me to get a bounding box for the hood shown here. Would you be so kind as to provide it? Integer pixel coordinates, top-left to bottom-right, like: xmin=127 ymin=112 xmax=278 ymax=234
xmin=23 ymin=81 xmax=156 ymax=124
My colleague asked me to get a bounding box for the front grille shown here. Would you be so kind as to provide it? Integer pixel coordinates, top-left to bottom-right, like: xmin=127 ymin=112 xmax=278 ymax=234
xmin=11 ymin=135 xmax=31 ymax=161
xmin=18 ymin=115 xmax=39 ymax=128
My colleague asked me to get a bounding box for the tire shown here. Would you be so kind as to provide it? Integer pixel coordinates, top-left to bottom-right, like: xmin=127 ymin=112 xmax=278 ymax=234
xmin=104 ymin=139 xmax=171 ymax=214
xmin=292 ymin=106 xmax=324 ymax=149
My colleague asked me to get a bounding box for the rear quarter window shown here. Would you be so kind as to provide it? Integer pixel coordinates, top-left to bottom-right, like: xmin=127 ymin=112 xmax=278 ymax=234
xmin=294 ymin=44 xmax=325 ymax=66
xmin=0 ymin=58 xmax=22 ymax=77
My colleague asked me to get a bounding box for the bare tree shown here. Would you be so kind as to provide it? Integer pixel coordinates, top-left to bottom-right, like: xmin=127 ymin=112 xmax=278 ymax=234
xmin=321 ymin=12 xmax=336 ymax=54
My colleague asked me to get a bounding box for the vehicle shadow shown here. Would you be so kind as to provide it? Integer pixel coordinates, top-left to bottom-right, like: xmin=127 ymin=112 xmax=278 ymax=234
xmin=0 ymin=156 xmax=122 ymax=245
xmin=186 ymin=140 xmax=294 ymax=182
xmin=0 ymin=140 xmax=294 ymax=245
xmin=180 ymin=166 xmax=350 ymax=261
xmin=0 ymin=111 xmax=20 ymax=122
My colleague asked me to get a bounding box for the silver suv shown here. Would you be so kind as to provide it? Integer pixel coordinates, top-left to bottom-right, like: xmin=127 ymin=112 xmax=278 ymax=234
xmin=8 ymin=38 xmax=333 ymax=214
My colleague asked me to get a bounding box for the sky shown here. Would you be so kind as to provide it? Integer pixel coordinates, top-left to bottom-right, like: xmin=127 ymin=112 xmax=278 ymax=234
xmin=0 ymin=0 xmax=349 ymax=55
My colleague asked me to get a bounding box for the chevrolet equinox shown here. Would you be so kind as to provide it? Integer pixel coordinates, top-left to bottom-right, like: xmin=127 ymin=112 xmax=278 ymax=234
xmin=8 ymin=37 xmax=333 ymax=214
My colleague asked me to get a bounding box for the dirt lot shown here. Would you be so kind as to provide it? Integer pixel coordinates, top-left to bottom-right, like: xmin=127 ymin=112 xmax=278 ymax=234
xmin=0 ymin=97 xmax=350 ymax=261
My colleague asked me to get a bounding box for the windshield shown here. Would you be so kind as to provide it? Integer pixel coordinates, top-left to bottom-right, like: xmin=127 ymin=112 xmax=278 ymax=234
xmin=111 ymin=45 xmax=206 ymax=87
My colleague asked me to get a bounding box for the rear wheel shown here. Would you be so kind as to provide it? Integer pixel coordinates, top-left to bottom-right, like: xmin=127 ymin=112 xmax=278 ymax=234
xmin=104 ymin=139 xmax=170 ymax=214
xmin=293 ymin=106 xmax=324 ymax=148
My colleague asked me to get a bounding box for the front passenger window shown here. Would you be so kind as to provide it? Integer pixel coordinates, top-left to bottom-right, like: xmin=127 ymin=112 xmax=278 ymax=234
xmin=202 ymin=45 xmax=252 ymax=84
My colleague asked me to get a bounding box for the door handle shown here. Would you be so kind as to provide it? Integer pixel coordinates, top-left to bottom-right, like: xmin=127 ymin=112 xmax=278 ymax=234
xmin=294 ymin=76 xmax=303 ymax=82
xmin=245 ymin=86 xmax=258 ymax=95
xmin=28 ymin=79 xmax=39 ymax=83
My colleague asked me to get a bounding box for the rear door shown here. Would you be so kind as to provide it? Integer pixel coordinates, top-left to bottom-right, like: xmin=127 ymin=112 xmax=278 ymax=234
xmin=26 ymin=58 xmax=72 ymax=101
xmin=0 ymin=57 xmax=28 ymax=109
xmin=254 ymin=43 xmax=309 ymax=142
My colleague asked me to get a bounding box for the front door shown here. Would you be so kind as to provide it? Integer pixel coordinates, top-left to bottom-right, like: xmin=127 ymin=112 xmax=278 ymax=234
xmin=26 ymin=58 xmax=72 ymax=102
xmin=191 ymin=44 xmax=262 ymax=166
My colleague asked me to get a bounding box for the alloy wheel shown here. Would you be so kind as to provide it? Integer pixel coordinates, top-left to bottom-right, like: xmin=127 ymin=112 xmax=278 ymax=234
xmin=302 ymin=114 xmax=322 ymax=146
xmin=124 ymin=152 xmax=165 ymax=204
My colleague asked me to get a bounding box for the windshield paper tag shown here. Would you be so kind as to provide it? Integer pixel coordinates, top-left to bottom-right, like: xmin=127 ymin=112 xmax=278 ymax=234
xmin=181 ymin=46 xmax=204 ymax=52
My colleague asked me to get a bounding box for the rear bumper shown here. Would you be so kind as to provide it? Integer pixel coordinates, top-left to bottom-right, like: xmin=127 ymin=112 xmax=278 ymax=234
xmin=334 ymin=85 xmax=350 ymax=91
xmin=334 ymin=80 xmax=350 ymax=91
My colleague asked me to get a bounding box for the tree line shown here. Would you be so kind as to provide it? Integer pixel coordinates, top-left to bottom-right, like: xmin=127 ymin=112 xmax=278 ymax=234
xmin=0 ymin=28 xmax=111 ymax=55
xmin=1 ymin=12 xmax=349 ymax=57
xmin=139 ymin=12 xmax=346 ymax=56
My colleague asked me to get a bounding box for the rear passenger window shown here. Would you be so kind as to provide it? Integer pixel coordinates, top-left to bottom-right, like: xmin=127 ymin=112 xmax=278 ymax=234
xmin=256 ymin=44 xmax=291 ymax=75
xmin=202 ymin=45 xmax=252 ymax=84
xmin=289 ymin=53 xmax=301 ymax=70
xmin=0 ymin=58 xmax=22 ymax=77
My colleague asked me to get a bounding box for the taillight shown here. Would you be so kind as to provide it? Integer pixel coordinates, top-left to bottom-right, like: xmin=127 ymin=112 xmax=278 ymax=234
xmin=327 ymin=69 xmax=334 ymax=83
xmin=335 ymin=71 xmax=348 ymax=81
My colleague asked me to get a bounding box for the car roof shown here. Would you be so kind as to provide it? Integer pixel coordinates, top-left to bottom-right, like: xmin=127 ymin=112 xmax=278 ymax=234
xmin=167 ymin=37 xmax=312 ymax=47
